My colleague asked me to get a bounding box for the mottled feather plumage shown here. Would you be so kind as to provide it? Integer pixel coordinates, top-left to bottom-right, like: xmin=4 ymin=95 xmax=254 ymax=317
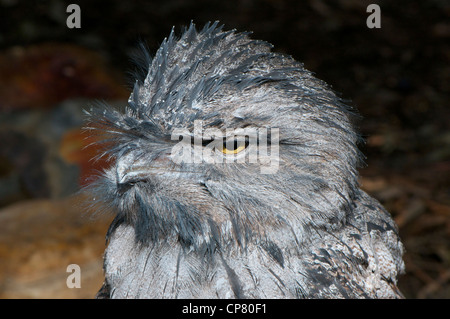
xmin=85 ymin=22 xmax=405 ymax=299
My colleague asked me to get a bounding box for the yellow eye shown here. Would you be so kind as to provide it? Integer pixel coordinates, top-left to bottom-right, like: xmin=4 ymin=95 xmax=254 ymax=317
xmin=219 ymin=138 xmax=248 ymax=155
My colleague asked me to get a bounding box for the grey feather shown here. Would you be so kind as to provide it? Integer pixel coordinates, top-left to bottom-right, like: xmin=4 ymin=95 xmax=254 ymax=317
xmin=86 ymin=22 xmax=405 ymax=299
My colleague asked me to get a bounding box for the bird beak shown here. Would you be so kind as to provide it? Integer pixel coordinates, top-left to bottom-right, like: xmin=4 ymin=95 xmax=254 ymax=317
xmin=115 ymin=151 xmax=171 ymax=186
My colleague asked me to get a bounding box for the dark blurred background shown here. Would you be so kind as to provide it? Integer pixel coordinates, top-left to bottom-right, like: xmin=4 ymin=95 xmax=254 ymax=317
xmin=0 ymin=0 xmax=448 ymax=298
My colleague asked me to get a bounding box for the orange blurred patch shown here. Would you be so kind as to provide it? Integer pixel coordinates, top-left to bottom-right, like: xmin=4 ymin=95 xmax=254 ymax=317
xmin=60 ymin=128 xmax=113 ymax=186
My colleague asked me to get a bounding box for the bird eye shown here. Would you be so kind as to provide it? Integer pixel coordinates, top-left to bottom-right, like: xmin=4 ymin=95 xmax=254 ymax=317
xmin=219 ymin=137 xmax=249 ymax=155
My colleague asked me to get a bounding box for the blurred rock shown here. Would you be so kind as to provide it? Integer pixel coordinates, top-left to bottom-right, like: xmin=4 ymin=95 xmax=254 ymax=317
xmin=0 ymin=193 xmax=113 ymax=298
xmin=0 ymin=130 xmax=51 ymax=206
xmin=0 ymin=99 xmax=123 ymax=208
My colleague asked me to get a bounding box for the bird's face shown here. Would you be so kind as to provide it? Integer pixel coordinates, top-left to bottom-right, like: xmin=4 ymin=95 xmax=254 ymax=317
xmin=86 ymin=23 xmax=362 ymax=250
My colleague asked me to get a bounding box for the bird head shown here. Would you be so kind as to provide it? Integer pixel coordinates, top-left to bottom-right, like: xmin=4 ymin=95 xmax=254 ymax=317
xmin=85 ymin=22 xmax=363 ymax=252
